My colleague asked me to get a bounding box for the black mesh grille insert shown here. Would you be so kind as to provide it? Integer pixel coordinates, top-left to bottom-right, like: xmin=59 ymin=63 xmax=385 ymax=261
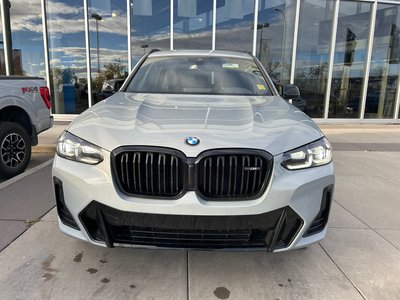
xmin=112 ymin=227 xmax=267 ymax=248
xmin=196 ymin=150 xmax=273 ymax=199
xmin=113 ymin=147 xmax=186 ymax=198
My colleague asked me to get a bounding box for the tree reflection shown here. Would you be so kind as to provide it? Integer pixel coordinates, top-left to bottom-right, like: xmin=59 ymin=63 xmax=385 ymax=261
xmin=93 ymin=63 xmax=126 ymax=92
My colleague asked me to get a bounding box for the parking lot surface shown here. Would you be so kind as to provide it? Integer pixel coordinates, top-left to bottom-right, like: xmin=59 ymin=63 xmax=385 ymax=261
xmin=0 ymin=125 xmax=399 ymax=299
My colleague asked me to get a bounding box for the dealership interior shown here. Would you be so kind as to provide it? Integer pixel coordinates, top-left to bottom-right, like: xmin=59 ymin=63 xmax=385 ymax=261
xmin=0 ymin=0 xmax=399 ymax=121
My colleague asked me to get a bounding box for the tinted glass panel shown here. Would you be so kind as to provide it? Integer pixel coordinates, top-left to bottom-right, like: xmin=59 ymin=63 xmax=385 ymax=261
xmin=89 ymin=0 xmax=128 ymax=105
xmin=0 ymin=7 xmax=5 ymax=74
xmin=173 ymin=0 xmax=213 ymax=49
xmin=126 ymin=56 xmax=272 ymax=95
xmin=365 ymin=4 xmax=400 ymax=119
xmin=329 ymin=1 xmax=372 ymax=118
xmin=294 ymin=0 xmax=335 ymax=117
xmin=10 ymin=0 xmax=45 ymax=77
xmin=215 ymin=0 xmax=255 ymax=53
xmin=47 ymin=0 xmax=88 ymax=114
xmin=131 ymin=0 xmax=170 ymax=66
xmin=256 ymin=0 xmax=296 ymax=82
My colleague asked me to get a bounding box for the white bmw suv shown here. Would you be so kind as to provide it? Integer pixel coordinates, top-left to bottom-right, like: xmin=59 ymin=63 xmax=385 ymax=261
xmin=53 ymin=50 xmax=334 ymax=252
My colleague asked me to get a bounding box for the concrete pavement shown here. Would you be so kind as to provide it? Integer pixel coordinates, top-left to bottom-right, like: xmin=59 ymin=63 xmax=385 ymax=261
xmin=0 ymin=125 xmax=399 ymax=299
xmin=32 ymin=122 xmax=68 ymax=153
xmin=0 ymin=121 xmax=66 ymax=247
xmin=0 ymin=162 xmax=54 ymax=251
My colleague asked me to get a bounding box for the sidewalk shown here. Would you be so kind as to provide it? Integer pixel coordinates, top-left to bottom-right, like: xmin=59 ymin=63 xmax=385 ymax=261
xmin=0 ymin=124 xmax=400 ymax=300
xmin=32 ymin=122 xmax=69 ymax=153
xmin=1 ymin=123 xmax=400 ymax=299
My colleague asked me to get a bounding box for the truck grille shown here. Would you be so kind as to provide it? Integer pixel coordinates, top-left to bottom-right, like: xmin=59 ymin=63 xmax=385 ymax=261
xmin=112 ymin=147 xmax=273 ymax=200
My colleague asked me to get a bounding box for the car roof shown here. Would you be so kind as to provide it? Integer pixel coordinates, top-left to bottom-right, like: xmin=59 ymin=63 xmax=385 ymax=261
xmin=148 ymin=49 xmax=253 ymax=60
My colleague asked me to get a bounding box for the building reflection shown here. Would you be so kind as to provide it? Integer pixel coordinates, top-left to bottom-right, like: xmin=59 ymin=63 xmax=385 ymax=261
xmin=0 ymin=0 xmax=397 ymax=120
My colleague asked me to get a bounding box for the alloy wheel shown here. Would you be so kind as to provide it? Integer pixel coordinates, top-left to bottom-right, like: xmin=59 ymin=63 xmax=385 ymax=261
xmin=1 ymin=133 xmax=26 ymax=168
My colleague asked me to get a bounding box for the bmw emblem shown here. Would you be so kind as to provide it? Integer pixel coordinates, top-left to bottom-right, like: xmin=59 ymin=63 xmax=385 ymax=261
xmin=185 ymin=136 xmax=200 ymax=146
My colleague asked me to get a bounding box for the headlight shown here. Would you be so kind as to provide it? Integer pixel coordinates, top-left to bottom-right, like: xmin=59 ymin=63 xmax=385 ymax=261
xmin=281 ymin=138 xmax=332 ymax=170
xmin=56 ymin=131 xmax=104 ymax=165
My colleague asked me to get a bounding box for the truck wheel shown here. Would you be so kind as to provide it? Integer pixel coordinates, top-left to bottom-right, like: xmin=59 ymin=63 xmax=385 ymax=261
xmin=0 ymin=122 xmax=31 ymax=179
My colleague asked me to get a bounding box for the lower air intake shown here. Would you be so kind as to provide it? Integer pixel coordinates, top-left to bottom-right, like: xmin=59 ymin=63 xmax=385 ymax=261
xmin=79 ymin=201 xmax=303 ymax=251
xmin=53 ymin=177 xmax=80 ymax=230
xmin=304 ymin=185 xmax=334 ymax=237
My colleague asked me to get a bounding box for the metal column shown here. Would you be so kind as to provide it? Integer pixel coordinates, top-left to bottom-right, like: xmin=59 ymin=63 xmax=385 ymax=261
xmin=0 ymin=0 xmax=12 ymax=75
xmin=359 ymin=1 xmax=377 ymax=119
xmin=252 ymin=0 xmax=259 ymax=56
xmin=127 ymin=0 xmax=132 ymax=71
xmin=289 ymin=0 xmax=300 ymax=84
xmin=170 ymin=0 xmax=174 ymax=50
xmin=323 ymin=0 xmax=340 ymax=119
xmin=41 ymin=0 xmax=51 ymax=90
xmin=83 ymin=0 xmax=93 ymax=108
xmin=212 ymin=0 xmax=217 ymax=50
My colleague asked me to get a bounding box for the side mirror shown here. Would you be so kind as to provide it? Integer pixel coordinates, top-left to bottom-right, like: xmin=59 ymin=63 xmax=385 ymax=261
xmin=102 ymin=82 xmax=115 ymax=92
xmin=275 ymin=83 xmax=300 ymax=100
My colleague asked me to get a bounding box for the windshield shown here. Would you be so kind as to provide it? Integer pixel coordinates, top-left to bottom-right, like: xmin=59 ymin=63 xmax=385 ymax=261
xmin=126 ymin=56 xmax=273 ymax=96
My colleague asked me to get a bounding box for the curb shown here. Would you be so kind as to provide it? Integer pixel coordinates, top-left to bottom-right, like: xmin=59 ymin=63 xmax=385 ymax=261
xmin=32 ymin=144 xmax=56 ymax=153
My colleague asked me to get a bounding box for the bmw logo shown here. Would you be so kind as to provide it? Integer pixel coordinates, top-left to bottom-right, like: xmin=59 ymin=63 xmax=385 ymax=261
xmin=185 ymin=136 xmax=200 ymax=146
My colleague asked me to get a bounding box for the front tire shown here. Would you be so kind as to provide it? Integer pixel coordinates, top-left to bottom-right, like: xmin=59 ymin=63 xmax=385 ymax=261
xmin=0 ymin=122 xmax=31 ymax=179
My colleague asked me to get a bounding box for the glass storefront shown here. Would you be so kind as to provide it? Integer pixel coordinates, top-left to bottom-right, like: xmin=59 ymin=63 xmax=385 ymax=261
xmin=294 ymin=0 xmax=335 ymax=117
xmin=88 ymin=0 xmax=128 ymax=105
xmin=9 ymin=0 xmax=45 ymax=77
xmin=0 ymin=0 xmax=399 ymax=120
xmin=257 ymin=0 xmax=296 ymax=83
xmin=330 ymin=1 xmax=372 ymax=118
xmin=46 ymin=0 xmax=88 ymax=114
xmin=131 ymin=0 xmax=171 ymax=66
xmin=365 ymin=4 xmax=400 ymax=119
xmin=0 ymin=7 xmax=5 ymax=75
xmin=215 ymin=0 xmax=254 ymax=53
xmin=173 ymin=0 xmax=213 ymax=49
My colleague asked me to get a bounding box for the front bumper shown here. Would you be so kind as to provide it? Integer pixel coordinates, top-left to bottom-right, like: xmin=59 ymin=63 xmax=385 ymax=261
xmin=52 ymin=152 xmax=334 ymax=252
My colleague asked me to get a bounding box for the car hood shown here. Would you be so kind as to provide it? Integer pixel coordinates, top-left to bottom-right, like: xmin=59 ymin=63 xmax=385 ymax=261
xmin=67 ymin=92 xmax=323 ymax=156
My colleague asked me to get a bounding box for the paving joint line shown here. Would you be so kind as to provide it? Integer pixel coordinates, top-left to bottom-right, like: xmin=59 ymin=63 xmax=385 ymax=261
xmin=331 ymin=226 xmax=400 ymax=231
xmin=369 ymin=228 xmax=400 ymax=231
xmin=333 ymin=199 xmax=400 ymax=252
xmin=333 ymin=200 xmax=371 ymax=229
xmin=376 ymin=175 xmax=400 ymax=188
xmin=318 ymin=243 xmax=367 ymax=300
xmin=0 ymin=159 xmax=53 ymax=190
xmin=0 ymin=205 xmax=56 ymax=253
xmin=328 ymin=226 xmax=369 ymax=229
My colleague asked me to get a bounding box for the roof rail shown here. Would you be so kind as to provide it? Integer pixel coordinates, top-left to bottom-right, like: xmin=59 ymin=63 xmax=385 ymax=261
xmin=149 ymin=49 xmax=161 ymax=54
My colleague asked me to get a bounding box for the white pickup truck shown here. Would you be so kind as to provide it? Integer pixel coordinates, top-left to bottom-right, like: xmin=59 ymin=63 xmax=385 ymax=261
xmin=0 ymin=76 xmax=53 ymax=179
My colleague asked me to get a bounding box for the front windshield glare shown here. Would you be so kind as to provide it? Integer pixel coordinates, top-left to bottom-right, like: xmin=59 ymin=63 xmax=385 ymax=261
xmin=126 ymin=56 xmax=272 ymax=96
